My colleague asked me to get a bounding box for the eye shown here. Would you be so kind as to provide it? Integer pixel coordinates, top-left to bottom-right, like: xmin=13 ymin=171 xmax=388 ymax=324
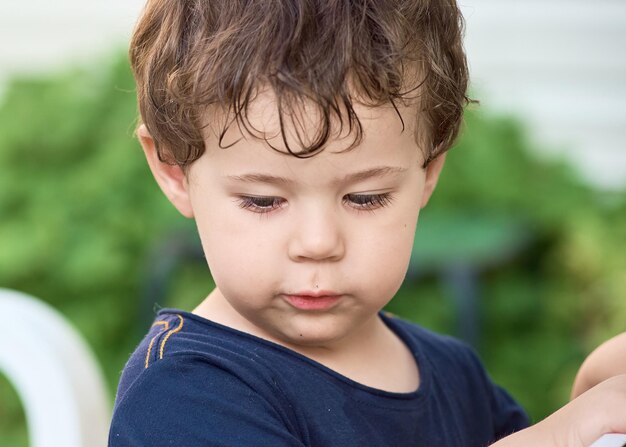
xmin=237 ymin=195 xmax=286 ymax=214
xmin=343 ymin=193 xmax=393 ymax=211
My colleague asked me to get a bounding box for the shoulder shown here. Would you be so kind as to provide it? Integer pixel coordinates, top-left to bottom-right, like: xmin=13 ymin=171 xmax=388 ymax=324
xmin=383 ymin=313 xmax=482 ymax=371
xmin=383 ymin=313 xmax=498 ymax=402
xmin=109 ymin=354 xmax=303 ymax=446
xmin=113 ymin=310 xmax=285 ymax=409
xmin=383 ymin=313 xmax=530 ymax=437
xmin=110 ymin=311 xmax=304 ymax=446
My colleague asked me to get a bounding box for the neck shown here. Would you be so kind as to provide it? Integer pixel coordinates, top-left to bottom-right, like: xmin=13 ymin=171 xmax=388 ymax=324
xmin=193 ymin=288 xmax=419 ymax=393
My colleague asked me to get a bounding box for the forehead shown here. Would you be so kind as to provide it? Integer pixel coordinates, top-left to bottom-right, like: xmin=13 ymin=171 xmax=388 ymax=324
xmin=193 ymin=87 xmax=424 ymax=182
xmin=203 ymin=88 xmax=423 ymax=156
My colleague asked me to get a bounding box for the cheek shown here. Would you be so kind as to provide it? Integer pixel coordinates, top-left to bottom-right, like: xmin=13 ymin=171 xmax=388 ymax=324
xmin=375 ymin=225 xmax=416 ymax=277
xmin=194 ymin=206 xmax=281 ymax=288
xmin=350 ymin=207 xmax=420 ymax=293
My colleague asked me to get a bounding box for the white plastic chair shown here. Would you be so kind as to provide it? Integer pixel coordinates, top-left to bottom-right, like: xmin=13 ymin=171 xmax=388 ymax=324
xmin=0 ymin=288 xmax=111 ymax=447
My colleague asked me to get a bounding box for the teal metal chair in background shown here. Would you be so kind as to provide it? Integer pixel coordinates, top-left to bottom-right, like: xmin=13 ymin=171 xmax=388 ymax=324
xmin=409 ymin=210 xmax=531 ymax=347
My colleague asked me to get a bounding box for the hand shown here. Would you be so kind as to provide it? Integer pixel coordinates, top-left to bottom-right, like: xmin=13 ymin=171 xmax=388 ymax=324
xmin=572 ymin=333 xmax=626 ymax=399
xmin=491 ymin=375 xmax=626 ymax=447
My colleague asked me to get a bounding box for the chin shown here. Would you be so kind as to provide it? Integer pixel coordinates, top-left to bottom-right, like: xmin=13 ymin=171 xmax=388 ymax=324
xmin=278 ymin=314 xmax=354 ymax=348
xmin=290 ymin=330 xmax=344 ymax=346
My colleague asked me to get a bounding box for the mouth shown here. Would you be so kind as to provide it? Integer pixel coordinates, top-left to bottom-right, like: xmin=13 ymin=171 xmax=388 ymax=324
xmin=283 ymin=291 xmax=342 ymax=311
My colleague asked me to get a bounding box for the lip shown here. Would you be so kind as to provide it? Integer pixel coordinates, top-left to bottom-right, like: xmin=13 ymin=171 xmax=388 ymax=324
xmin=283 ymin=291 xmax=341 ymax=311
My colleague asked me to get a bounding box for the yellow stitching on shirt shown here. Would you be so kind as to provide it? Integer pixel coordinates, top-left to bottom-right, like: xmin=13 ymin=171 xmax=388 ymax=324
xmin=145 ymin=321 xmax=170 ymax=369
xmin=159 ymin=314 xmax=184 ymax=360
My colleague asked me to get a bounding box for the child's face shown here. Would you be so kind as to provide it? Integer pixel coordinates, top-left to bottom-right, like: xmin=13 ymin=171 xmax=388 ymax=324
xmin=141 ymin=90 xmax=445 ymax=349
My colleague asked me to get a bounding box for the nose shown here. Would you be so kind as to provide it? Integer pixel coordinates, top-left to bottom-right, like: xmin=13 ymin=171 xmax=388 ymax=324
xmin=287 ymin=204 xmax=346 ymax=263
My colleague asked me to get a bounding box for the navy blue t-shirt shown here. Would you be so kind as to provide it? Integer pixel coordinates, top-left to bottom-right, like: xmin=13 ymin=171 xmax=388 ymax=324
xmin=109 ymin=309 xmax=528 ymax=446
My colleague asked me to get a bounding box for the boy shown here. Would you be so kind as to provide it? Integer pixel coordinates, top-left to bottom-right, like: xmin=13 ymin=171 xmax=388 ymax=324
xmin=109 ymin=0 xmax=626 ymax=445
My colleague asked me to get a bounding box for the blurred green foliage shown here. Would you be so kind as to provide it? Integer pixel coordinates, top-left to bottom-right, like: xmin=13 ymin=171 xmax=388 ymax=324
xmin=0 ymin=374 xmax=27 ymax=447
xmin=0 ymin=52 xmax=624 ymax=445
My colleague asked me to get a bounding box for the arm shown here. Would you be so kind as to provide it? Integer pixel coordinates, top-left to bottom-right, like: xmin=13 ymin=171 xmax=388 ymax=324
xmin=491 ymin=375 xmax=626 ymax=447
xmin=572 ymin=333 xmax=626 ymax=399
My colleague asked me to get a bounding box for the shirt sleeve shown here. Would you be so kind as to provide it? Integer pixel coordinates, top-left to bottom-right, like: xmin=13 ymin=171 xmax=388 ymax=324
xmin=462 ymin=345 xmax=530 ymax=441
xmin=444 ymin=337 xmax=530 ymax=443
xmin=108 ymin=354 xmax=306 ymax=447
xmin=488 ymin=383 xmax=530 ymax=441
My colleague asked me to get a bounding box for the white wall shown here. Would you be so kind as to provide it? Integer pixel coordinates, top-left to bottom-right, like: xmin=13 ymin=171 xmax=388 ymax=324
xmin=0 ymin=0 xmax=624 ymax=189
xmin=0 ymin=0 xmax=144 ymax=81
xmin=461 ymin=0 xmax=626 ymax=189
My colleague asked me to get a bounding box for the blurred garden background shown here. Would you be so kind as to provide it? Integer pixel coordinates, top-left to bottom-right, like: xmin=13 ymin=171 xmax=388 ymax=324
xmin=1 ymin=1 xmax=625 ymax=446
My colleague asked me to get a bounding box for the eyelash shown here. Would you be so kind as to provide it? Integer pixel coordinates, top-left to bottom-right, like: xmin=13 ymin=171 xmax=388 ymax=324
xmin=237 ymin=196 xmax=286 ymax=213
xmin=343 ymin=193 xmax=394 ymax=211
xmin=236 ymin=193 xmax=394 ymax=214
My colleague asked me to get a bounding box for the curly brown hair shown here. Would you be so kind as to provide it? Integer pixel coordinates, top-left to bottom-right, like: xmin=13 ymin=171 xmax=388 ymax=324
xmin=129 ymin=0 xmax=471 ymax=170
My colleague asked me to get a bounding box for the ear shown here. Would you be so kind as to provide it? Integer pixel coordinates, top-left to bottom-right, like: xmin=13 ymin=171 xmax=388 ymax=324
xmin=137 ymin=125 xmax=194 ymax=218
xmin=419 ymin=153 xmax=446 ymax=209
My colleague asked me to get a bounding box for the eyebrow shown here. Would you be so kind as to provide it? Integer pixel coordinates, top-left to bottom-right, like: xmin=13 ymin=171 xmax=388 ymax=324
xmin=341 ymin=166 xmax=407 ymax=184
xmin=226 ymin=166 xmax=407 ymax=186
